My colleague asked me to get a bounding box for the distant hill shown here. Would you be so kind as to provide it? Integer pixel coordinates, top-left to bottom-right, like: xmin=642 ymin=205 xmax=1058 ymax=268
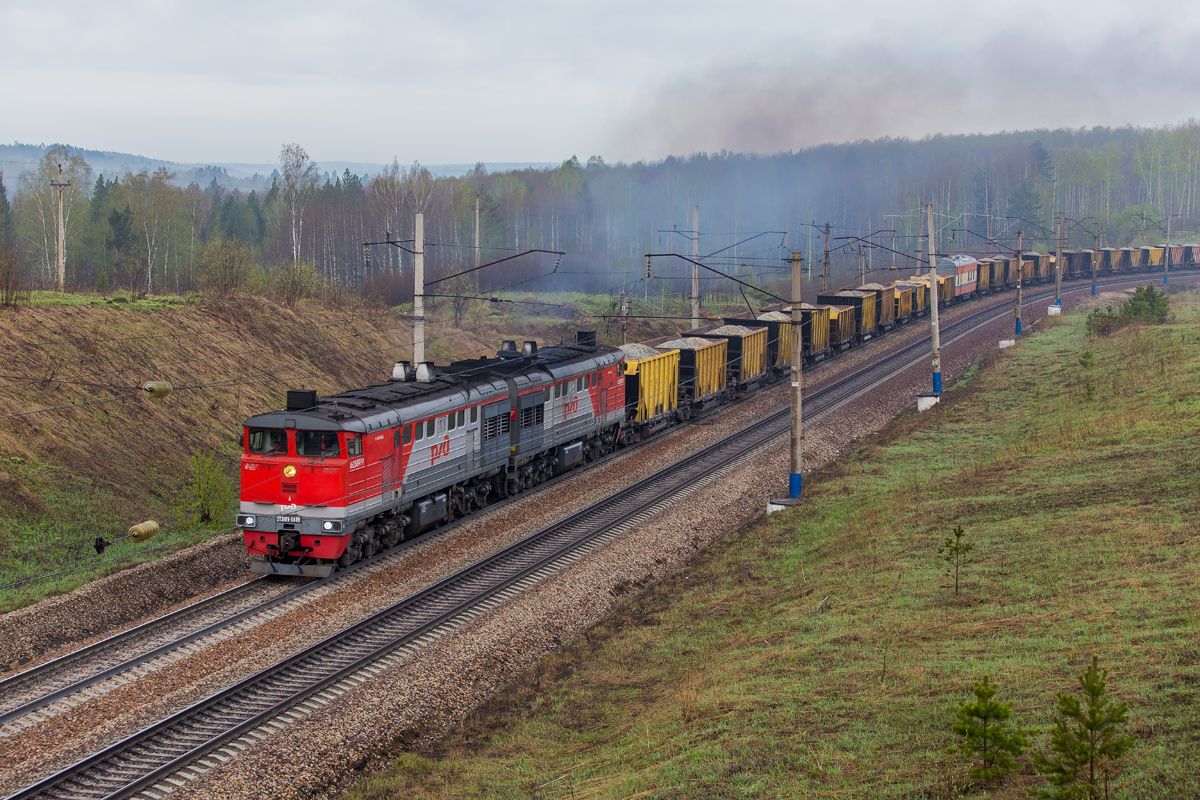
xmin=0 ymin=143 xmax=554 ymax=193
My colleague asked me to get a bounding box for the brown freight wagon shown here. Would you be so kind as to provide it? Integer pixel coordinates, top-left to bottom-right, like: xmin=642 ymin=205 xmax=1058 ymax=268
xmin=858 ymin=283 xmax=896 ymax=331
xmin=827 ymin=305 xmax=857 ymax=351
xmin=891 ymin=283 xmax=914 ymax=322
xmin=817 ymin=290 xmax=877 ymax=342
xmin=1098 ymin=248 xmax=1119 ymax=274
xmin=723 ymin=312 xmax=791 ymax=378
xmin=975 ymin=258 xmax=993 ymax=293
xmin=894 ymin=280 xmax=926 ymax=316
xmin=756 ymin=302 xmax=833 ymax=364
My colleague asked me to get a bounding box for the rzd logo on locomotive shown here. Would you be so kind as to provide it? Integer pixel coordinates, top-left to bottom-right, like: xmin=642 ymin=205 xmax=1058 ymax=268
xmin=430 ymin=436 xmax=451 ymax=465
xmin=563 ymin=398 xmax=579 ymax=419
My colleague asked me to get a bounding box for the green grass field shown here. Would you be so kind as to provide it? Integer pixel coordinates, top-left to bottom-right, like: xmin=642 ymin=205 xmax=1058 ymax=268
xmin=345 ymin=294 xmax=1200 ymax=798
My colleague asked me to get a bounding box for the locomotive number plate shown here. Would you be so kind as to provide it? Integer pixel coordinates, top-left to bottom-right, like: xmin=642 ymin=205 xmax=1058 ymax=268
xmin=276 ymin=515 xmax=301 ymax=523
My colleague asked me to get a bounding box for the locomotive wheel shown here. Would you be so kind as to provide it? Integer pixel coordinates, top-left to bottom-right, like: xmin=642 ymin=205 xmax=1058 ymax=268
xmin=337 ymin=542 xmax=362 ymax=569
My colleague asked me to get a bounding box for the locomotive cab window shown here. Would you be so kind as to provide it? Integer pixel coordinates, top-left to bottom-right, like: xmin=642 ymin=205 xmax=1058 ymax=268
xmin=402 ymin=426 xmax=411 ymax=445
xmin=347 ymin=435 xmax=363 ymax=457
xmin=297 ymin=431 xmax=340 ymax=458
xmin=248 ymin=428 xmax=287 ymax=455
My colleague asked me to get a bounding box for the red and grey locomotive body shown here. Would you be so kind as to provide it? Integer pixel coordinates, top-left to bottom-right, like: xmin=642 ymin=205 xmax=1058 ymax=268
xmin=239 ymin=332 xmax=625 ymax=577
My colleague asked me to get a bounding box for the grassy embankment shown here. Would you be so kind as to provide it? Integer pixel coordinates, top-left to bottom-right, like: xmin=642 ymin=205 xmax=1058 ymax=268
xmin=0 ymin=288 xmax=737 ymax=612
xmin=346 ymin=294 xmax=1200 ymax=798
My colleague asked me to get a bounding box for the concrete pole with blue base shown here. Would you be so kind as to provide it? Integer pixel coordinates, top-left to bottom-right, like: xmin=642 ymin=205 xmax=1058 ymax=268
xmin=769 ymin=250 xmax=806 ymax=512
xmin=1014 ymin=230 xmax=1024 ymax=336
xmin=927 ymin=203 xmax=942 ymax=394
xmin=1165 ymin=212 xmax=1171 ymax=286
xmin=1055 ymin=213 xmax=1063 ymax=307
xmin=917 ymin=203 xmax=942 ymax=412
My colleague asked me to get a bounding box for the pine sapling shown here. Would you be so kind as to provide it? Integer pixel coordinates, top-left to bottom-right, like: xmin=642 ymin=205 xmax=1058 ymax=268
xmin=1031 ymin=655 xmax=1135 ymax=799
xmin=950 ymin=675 xmax=1032 ymax=785
xmin=937 ymin=525 xmax=974 ymax=595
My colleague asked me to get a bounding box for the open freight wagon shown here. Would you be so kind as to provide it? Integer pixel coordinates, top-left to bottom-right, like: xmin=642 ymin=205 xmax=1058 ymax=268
xmin=689 ymin=323 xmax=769 ymax=394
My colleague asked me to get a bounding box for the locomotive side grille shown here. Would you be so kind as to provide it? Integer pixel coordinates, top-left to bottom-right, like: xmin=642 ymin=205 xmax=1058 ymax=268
xmin=519 ymin=405 xmax=544 ymax=429
xmin=281 ymin=482 xmax=298 ymax=493
xmin=482 ymin=414 xmax=510 ymax=441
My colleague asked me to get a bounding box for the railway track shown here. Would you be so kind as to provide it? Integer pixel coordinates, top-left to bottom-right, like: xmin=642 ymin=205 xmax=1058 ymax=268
xmin=4 ymin=271 xmax=1182 ymax=800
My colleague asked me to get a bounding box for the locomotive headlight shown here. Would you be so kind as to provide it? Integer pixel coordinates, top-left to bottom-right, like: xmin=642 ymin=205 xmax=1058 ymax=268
xmin=283 ymin=464 xmax=297 ymax=478
xmin=322 ymin=520 xmax=343 ymax=532
xmin=237 ymin=514 xmax=257 ymax=528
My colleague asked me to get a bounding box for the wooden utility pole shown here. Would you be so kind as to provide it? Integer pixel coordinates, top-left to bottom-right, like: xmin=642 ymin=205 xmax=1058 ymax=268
xmin=51 ymin=164 xmax=70 ymax=292
xmin=414 ymin=213 xmax=425 ymax=364
xmin=1054 ymin=212 xmax=1063 ymax=306
xmin=691 ymin=205 xmax=700 ymax=329
xmin=1092 ymin=221 xmax=1099 ymax=296
xmin=822 ymin=222 xmax=830 ymax=293
xmin=1015 ymin=230 xmax=1024 ymax=335
xmin=927 ymin=203 xmax=941 ymax=394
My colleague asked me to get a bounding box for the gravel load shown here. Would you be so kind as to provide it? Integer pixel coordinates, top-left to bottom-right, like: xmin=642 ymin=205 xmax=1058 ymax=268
xmin=656 ymin=337 xmax=715 ymax=350
xmin=618 ymin=343 xmax=661 ymax=360
xmin=757 ymin=311 xmax=791 ymax=321
xmin=703 ymin=324 xmax=761 ymax=336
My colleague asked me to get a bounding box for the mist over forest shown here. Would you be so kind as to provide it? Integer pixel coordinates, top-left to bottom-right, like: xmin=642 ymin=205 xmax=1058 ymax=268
xmin=0 ymin=122 xmax=1197 ymax=307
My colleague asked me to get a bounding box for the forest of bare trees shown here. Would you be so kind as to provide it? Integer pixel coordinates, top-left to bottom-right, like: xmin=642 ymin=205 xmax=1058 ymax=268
xmin=2 ymin=122 xmax=1199 ymax=303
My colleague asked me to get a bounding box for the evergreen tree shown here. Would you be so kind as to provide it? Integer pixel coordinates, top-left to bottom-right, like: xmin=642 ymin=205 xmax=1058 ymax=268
xmin=1008 ymin=178 xmax=1046 ymax=243
xmin=1031 ymin=656 xmax=1135 ymax=799
xmin=950 ymin=675 xmax=1032 ymax=785
xmin=937 ymin=525 xmax=974 ymax=595
xmin=0 ymin=172 xmax=13 ymax=249
xmin=1031 ymin=140 xmax=1055 ymax=184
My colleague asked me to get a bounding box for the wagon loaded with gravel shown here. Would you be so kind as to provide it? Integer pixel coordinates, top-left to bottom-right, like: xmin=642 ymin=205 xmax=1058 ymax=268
xmin=618 ymin=342 xmax=682 ymax=441
xmin=688 ymin=323 xmax=769 ymax=396
xmin=643 ymin=335 xmax=731 ymax=415
xmin=817 ymin=290 xmax=877 ymax=343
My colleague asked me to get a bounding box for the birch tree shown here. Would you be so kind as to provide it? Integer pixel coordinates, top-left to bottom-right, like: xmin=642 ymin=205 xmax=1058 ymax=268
xmin=279 ymin=143 xmax=318 ymax=263
xmin=125 ymin=167 xmax=180 ymax=293
xmin=15 ymin=147 xmax=92 ymax=287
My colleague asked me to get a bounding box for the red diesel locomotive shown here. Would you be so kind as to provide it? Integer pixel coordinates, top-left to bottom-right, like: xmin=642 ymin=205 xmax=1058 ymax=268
xmin=239 ymin=333 xmax=625 ymax=576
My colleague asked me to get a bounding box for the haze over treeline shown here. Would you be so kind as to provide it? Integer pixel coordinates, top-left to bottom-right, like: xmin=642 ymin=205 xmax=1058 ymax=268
xmin=1 ymin=122 xmax=1197 ymax=303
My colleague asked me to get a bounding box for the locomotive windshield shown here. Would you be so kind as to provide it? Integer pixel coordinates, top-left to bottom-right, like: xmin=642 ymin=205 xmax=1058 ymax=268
xmin=247 ymin=428 xmax=287 ymax=455
xmin=296 ymin=431 xmax=341 ymax=458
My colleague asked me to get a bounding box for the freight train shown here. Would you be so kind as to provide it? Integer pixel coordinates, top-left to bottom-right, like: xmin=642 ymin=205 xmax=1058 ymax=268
xmin=239 ymin=243 xmax=1200 ymax=576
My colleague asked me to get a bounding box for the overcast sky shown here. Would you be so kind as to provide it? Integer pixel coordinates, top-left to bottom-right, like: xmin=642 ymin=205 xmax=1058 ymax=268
xmin=3 ymin=0 xmax=1199 ymax=167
